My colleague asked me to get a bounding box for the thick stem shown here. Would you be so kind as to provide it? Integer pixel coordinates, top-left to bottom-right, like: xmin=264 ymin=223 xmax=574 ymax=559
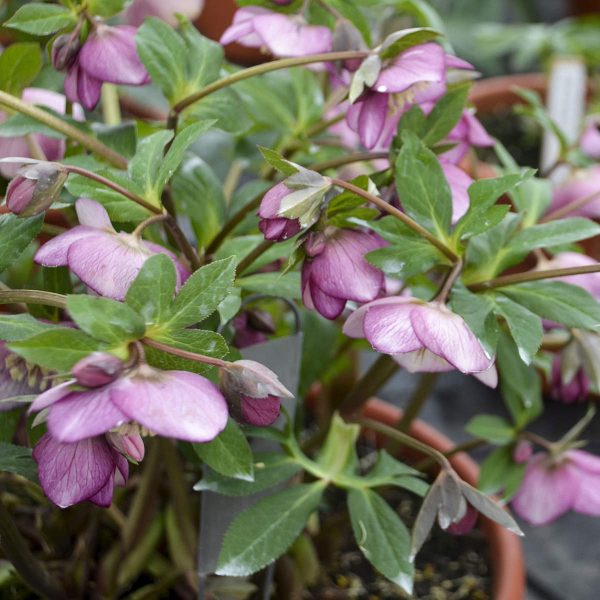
xmin=338 ymin=354 xmax=399 ymax=414
xmin=143 ymin=338 xmax=230 ymax=368
xmin=101 ymin=84 xmax=122 ymax=126
xmin=434 ymin=259 xmax=463 ymax=303
xmin=353 ymin=416 xmax=451 ymax=470
xmin=132 ymin=214 xmax=170 ymax=237
xmin=469 ymin=263 xmax=600 ymax=292
xmin=330 ymin=178 xmax=459 ymax=262
xmin=0 ymin=289 xmax=67 ymax=309
xmin=65 ymin=165 xmax=161 ymax=214
xmin=0 ymin=90 xmax=127 ymax=169
xmin=0 ymin=498 xmax=66 ymax=600
xmin=171 ymin=51 xmax=370 ymax=115
xmin=396 ymin=372 xmax=439 ymax=433
xmin=236 ymin=239 xmax=274 ymax=275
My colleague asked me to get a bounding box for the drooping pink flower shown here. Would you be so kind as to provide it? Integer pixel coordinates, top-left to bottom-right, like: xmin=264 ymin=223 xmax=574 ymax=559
xmin=512 ymin=449 xmax=600 ymax=525
xmin=29 ymin=364 xmax=228 ymax=444
xmin=35 ymin=199 xmax=189 ymax=301
xmin=64 ymin=25 xmax=150 ymax=110
xmin=301 ymin=228 xmax=386 ymax=319
xmin=125 ymin=0 xmax=204 ymax=26
xmin=220 ymin=7 xmax=332 ymax=58
xmin=580 ymin=118 xmax=600 ymax=159
xmin=72 ymin=352 xmax=125 ymax=388
xmin=547 ymin=167 xmax=600 ymax=219
xmin=442 ymin=109 xmax=494 ymax=164
xmin=0 ymin=88 xmax=81 ymax=179
xmin=344 ymin=296 xmax=496 ymax=384
xmin=258 ymin=182 xmax=302 ymax=241
xmin=440 ymin=160 xmax=473 ymax=224
xmin=550 ymin=354 xmax=589 ymax=404
xmin=33 ymin=432 xmax=135 ymax=508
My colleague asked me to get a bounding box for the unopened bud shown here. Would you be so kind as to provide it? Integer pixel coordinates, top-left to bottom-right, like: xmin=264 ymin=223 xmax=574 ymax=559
xmin=107 ymin=432 xmax=145 ymax=462
xmin=446 ymin=504 xmax=478 ymax=535
xmin=52 ymin=33 xmax=81 ymax=71
xmin=221 ymin=359 xmax=293 ymax=400
xmin=72 ymin=352 xmax=124 ymax=388
xmin=513 ymin=440 xmax=533 ymax=464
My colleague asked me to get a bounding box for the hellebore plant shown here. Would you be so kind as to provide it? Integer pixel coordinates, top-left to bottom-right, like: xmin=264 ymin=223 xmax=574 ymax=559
xmin=0 ymin=0 xmax=599 ymax=598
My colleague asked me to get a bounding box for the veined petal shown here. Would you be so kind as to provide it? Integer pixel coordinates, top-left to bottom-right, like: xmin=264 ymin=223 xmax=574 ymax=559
xmin=29 ymin=380 xmax=74 ymax=413
xmin=304 ymin=277 xmax=346 ymax=320
xmin=362 ymin=300 xmax=421 ymax=354
xmin=35 ymin=226 xmax=98 ymax=266
xmin=240 ymin=394 xmax=281 ymax=427
xmin=47 ymin=386 xmax=128 ymax=443
xmin=33 ymin=434 xmax=116 ymax=508
xmin=64 ymin=62 xmax=103 ymax=111
xmin=512 ymin=454 xmax=577 ymax=525
xmin=356 ymin=93 xmax=389 ymax=150
xmin=411 ymin=304 xmax=493 ymax=373
xmin=110 ymin=369 xmax=228 ymax=443
xmin=343 ymin=296 xmax=409 ymax=339
xmin=393 ymin=348 xmax=454 ymax=372
xmin=75 ymin=198 xmax=114 ymax=231
xmin=441 ymin=161 xmax=472 ymax=224
xmin=88 ymin=475 xmax=115 ymax=507
xmin=220 ymin=6 xmax=267 ymax=46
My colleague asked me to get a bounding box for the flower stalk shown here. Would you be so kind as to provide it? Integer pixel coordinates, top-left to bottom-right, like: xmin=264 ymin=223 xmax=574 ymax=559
xmin=142 ymin=338 xmax=230 ymax=368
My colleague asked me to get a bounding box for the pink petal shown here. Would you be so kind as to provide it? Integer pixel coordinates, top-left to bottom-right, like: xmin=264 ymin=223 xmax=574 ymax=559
xmin=88 ymin=475 xmax=115 ymax=507
xmin=22 ymin=88 xmax=66 ymax=114
xmin=64 ymin=62 xmax=103 ymax=111
xmin=580 ymin=120 xmax=600 ymax=159
xmin=566 ymin=449 xmax=600 ymax=474
xmin=33 ymin=434 xmax=116 ymax=508
xmin=35 ymin=226 xmax=99 ymax=267
xmin=357 ymin=93 xmax=389 ymax=150
xmin=374 ymin=43 xmax=446 ymax=94
xmin=445 ymin=54 xmax=474 ymax=71
xmin=29 ymin=380 xmax=74 ymax=413
xmin=258 ymin=182 xmax=289 ymax=219
xmin=125 ymin=0 xmax=204 ymax=27
xmin=240 ymin=394 xmax=281 ymax=426
xmin=79 ymin=25 xmax=149 ymax=86
xmin=110 ymin=369 xmax=228 ymax=442
xmin=47 ymin=387 xmax=128 ymax=443
xmin=473 ymin=364 xmax=498 ymax=388
xmin=303 ymin=276 xmax=346 ymax=320
xmin=220 ymin=6 xmax=267 ymax=47
xmin=441 ymin=161 xmax=472 ymax=224
xmin=362 ymin=300 xmax=421 ymax=354
xmin=410 ymin=304 xmax=493 ymax=373
xmin=343 ymin=296 xmax=406 ymax=338
xmin=544 ymin=252 xmax=600 ymax=299
xmin=143 ymin=241 xmax=190 ymax=286
xmin=393 ymin=348 xmax=454 ymax=372
xmin=512 ymin=454 xmax=577 ymax=525
xmin=75 ymin=198 xmax=114 ymax=230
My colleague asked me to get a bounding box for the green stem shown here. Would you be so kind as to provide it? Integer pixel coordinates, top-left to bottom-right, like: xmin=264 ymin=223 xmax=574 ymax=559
xmin=338 ymin=354 xmax=399 ymax=414
xmin=0 ymin=90 xmax=127 ymax=169
xmin=0 ymin=289 xmax=67 ymax=309
xmin=330 ymin=178 xmax=459 ymax=262
xmin=469 ymin=263 xmax=600 ymax=292
xmin=0 ymin=498 xmax=67 ymax=600
xmin=142 ymin=338 xmax=230 ymax=368
xmin=396 ymin=372 xmax=439 ymax=433
xmin=171 ymin=51 xmax=370 ymax=115
xmin=434 ymin=259 xmax=463 ymax=302
xmin=353 ymin=416 xmax=451 ymax=470
xmin=101 ymin=83 xmax=122 ymax=126
xmin=414 ymin=437 xmax=487 ymax=471
xmin=310 ymin=151 xmax=389 ymax=172
xmin=237 ymin=239 xmax=274 ymax=275
xmin=132 ymin=213 xmax=170 ymax=237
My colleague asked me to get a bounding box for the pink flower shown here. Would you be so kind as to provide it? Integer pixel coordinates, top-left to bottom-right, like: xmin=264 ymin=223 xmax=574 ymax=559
xmin=301 ymin=228 xmax=386 ymax=319
xmin=580 ymin=118 xmax=600 ymax=159
xmin=440 ymin=160 xmax=473 ymax=224
xmin=512 ymin=450 xmax=600 ymax=525
xmin=33 ymin=432 xmax=136 ymax=508
xmin=442 ymin=109 xmax=494 ymax=164
xmin=125 ymin=0 xmax=204 ymax=26
xmin=65 ymin=25 xmax=150 ymax=110
xmin=0 ymin=88 xmax=81 ymax=179
xmin=220 ymin=7 xmax=332 ymax=58
xmin=35 ymin=199 xmax=189 ymax=301
xmin=540 ymin=252 xmax=600 ymax=299
xmin=258 ymin=182 xmax=302 ymax=241
xmin=550 ymin=354 xmax=589 ymax=404
xmin=72 ymin=352 xmax=125 ymax=388
xmin=344 ymin=297 xmax=496 ymax=383
xmin=232 ymin=310 xmax=273 ymax=349
xmin=548 ymin=167 xmax=600 ymax=219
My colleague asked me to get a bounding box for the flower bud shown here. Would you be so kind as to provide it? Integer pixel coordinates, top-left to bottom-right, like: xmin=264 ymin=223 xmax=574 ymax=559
xmin=446 ymin=504 xmax=478 ymax=535
xmin=513 ymin=440 xmax=533 ymax=464
xmin=51 ymin=33 xmax=81 ymax=71
xmin=107 ymin=432 xmax=145 ymax=462
xmin=72 ymin=352 xmax=124 ymax=388
xmin=4 ymin=164 xmax=68 ymax=217
xmin=551 ymin=354 xmax=589 ymax=404
xmin=240 ymin=394 xmax=281 ymax=426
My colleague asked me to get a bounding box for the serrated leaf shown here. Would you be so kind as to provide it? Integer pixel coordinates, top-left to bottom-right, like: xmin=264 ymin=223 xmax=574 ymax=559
xmin=194 ymin=419 xmax=254 ymax=481
xmin=0 ymin=314 xmax=55 ymax=342
xmin=126 ymin=254 xmax=177 ymax=325
xmin=166 ymin=258 xmax=236 ymax=330
xmin=5 ymin=4 xmax=76 ymax=35
xmin=194 ymin=452 xmax=302 ymax=496
xmin=8 ymin=328 xmax=102 ymax=371
xmin=0 ymin=214 xmax=43 ymax=274
xmin=348 ymin=489 xmax=413 ymax=593
xmin=66 ymin=295 xmax=146 ymax=344
xmin=0 ymin=43 xmax=42 ymax=96
xmin=366 ymin=242 xmax=445 ymax=279
xmin=216 ymin=482 xmax=325 ymax=576
xmin=236 ymin=272 xmax=301 ymax=299
xmin=465 ymin=414 xmax=515 ymax=444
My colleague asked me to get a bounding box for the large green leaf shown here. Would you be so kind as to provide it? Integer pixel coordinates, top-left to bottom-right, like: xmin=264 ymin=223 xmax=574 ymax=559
xmin=5 ymin=4 xmax=76 ymax=35
xmin=0 ymin=314 xmax=55 ymax=342
xmin=216 ymin=482 xmax=325 ymax=576
xmin=0 ymin=214 xmax=43 ymax=274
xmin=0 ymin=43 xmax=42 ymax=96
xmin=465 ymin=414 xmax=515 ymax=444
xmin=194 ymin=419 xmax=254 ymax=481
xmin=347 ymin=489 xmax=413 ymax=594
xmin=477 ymin=445 xmax=526 ymax=501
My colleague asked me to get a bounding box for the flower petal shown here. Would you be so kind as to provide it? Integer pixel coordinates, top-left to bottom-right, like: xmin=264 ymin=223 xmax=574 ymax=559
xmin=356 ymin=92 xmax=389 ymax=150
xmin=342 ymin=296 xmax=404 ymax=338
xmin=75 ymin=198 xmax=114 ymax=230
xmin=362 ymin=300 xmax=421 ymax=354
xmin=47 ymin=386 xmax=128 ymax=443
xmin=393 ymin=348 xmax=454 ymax=372
xmin=35 ymin=226 xmax=99 ymax=267
xmin=29 ymin=380 xmax=74 ymax=413
xmin=110 ymin=370 xmax=228 ymax=442
xmin=240 ymin=394 xmax=281 ymax=427
xmin=33 ymin=433 xmax=116 ymax=508
xmin=441 ymin=161 xmax=473 ymax=224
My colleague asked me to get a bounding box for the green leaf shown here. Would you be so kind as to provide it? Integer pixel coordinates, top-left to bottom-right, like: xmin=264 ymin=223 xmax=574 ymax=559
xmin=194 ymin=419 xmax=254 ymax=481
xmin=366 ymin=242 xmax=445 ymax=279
xmin=66 ymin=295 xmax=146 ymax=344
xmin=0 ymin=214 xmax=43 ymax=274
xmin=194 ymin=452 xmax=302 ymax=496
xmin=0 ymin=314 xmax=55 ymax=342
xmin=136 ymin=18 xmax=187 ymax=103
xmin=395 ymin=131 xmax=452 ymax=237
xmin=126 ymin=254 xmax=177 ymax=325
xmin=4 ymin=4 xmax=76 ymax=35
xmin=465 ymin=414 xmax=515 ymax=444
xmin=93 ymin=122 xmax=137 ymax=159
xmin=327 ymin=0 xmax=371 ymax=45
xmin=236 ymin=272 xmax=301 ymax=299
xmin=258 ymin=147 xmax=300 ymax=177
xmin=157 ymin=121 xmax=215 ymax=193
xmin=216 ymin=482 xmax=325 ymax=576
xmin=317 ymin=413 xmax=360 ymax=478
xmin=492 ymin=295 xmax=542 ymax=364
xmin=88 ymin=0 xmax=127 ymax=17
xmin=499 ymin=281 xmax=600 ymax=332
xmin=0 ymin=43 xmax=42 ymax=96
xmin=0 ymin=443 xmax=37 ymax=482
xmin=347 ymin=489 xmax=413 ymax=594
xmin=166 ymin=258 xmax=236 ymax=330
xmin=478 ymin=446 xmax=526 ymax=501
xmin=422 ymin=84 xmax=470 ymax=146
xmin=362 ymin=451 xmax=428 ymax=496
xmin=8 ymin=328 xmax=102 ymax=371
xmin=187 ymin=88 xmax=250 ymax=135
xmin=379 ymin=27 xmax=441 ymax=60
xmin=178 ymin=19 xmax=224 ymax=90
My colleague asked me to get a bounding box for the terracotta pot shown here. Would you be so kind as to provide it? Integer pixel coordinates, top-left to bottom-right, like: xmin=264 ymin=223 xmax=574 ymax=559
xmin=194 ymin=0 xmax=268 ymax=65
xmin=568 ymin=0 xmax=600 ymax=15
xmin=360 ymin=398 xmax=526 ymax=600
xmin=469 ymin=73 xmax=547 ymax=115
